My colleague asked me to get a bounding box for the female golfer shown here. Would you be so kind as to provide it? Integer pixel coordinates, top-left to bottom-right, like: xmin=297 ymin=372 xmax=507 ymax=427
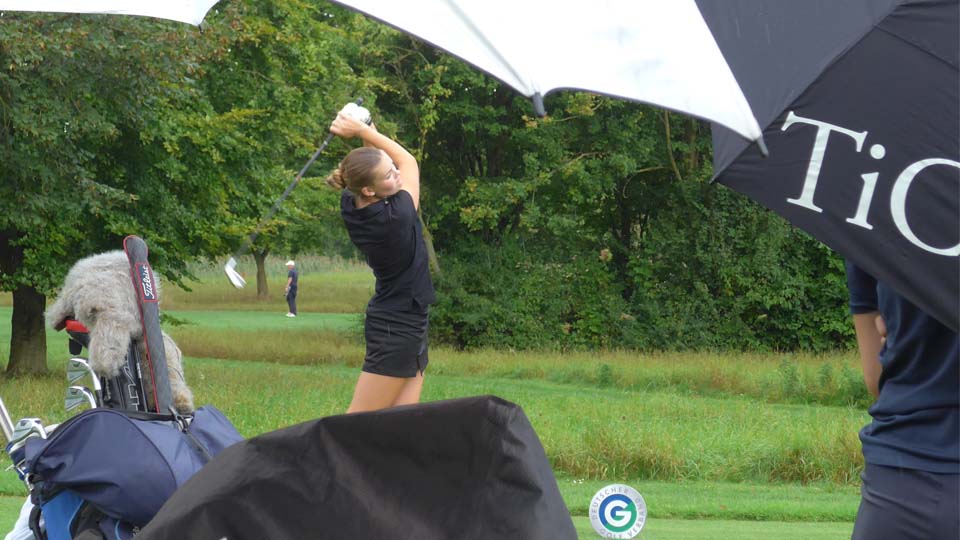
xmin=327 ymin=113 xmax=435 ymax=413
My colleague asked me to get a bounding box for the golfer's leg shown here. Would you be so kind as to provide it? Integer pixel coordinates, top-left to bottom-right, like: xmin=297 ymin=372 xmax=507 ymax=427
xmin=391 ymin=372 xmax=425 ymax=406
xmin=347 ymin=371 xmax=407 ymax=413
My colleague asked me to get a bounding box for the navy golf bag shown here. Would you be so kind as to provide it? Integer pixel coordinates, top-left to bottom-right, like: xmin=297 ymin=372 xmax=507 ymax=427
xmin=8 ymin=236 xmax=244 ymax=540
xmin=22 ymin=406 xmax=242 ymax=540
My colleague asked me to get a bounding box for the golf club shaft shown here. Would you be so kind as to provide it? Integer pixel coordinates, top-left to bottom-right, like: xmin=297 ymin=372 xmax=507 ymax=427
xmin=231 ymin=97 xmax=365 ymax=261
xmin=231 ymin=132 xmax=335 ymax=260
xmin=0 ymin=398 xmax=14 ymax=442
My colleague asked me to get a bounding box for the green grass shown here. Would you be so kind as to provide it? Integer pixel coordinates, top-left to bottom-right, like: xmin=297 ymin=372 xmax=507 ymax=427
xmin=571 ymin=516 xmax=853 ymax=540
xmin=0 ymin=260 xmax=871 ymax=539
xmin=0 ymin=352 xmax=868 ymax=488
xmin=160 ymin=255 xmax=375 ymax=313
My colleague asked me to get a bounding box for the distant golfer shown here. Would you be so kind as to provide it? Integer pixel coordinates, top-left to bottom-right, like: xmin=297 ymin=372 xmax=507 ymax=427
xmin=284 ymin=260 xmax=298 ymax=318
xmin=326 ymin=113 xmax=434 ymax=413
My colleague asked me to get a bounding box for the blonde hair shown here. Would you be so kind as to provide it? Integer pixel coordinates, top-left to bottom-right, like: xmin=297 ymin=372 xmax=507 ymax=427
xmin=326 ymin=147 xmax=386 ymax=195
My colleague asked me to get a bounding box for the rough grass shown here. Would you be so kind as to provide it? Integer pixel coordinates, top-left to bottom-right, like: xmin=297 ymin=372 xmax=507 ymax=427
xmin=0 ymin=258 xmax=869 ymax=539
xmin=0 ymin=354 xmax=868 ymax=489
xmin=159 ymin=255 xmax=374 ymax=313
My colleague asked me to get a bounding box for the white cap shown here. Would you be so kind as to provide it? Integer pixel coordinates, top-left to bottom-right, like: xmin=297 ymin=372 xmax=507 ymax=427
xmin=285 ymin=260 xmax=295 ymax=266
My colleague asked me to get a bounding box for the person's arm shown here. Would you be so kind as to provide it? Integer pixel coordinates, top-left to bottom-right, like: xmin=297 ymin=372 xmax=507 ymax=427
xmin=852 ymin=312 xmax=883 ymax=398
xmin=329 ymin=114 xmax=421 ymax=209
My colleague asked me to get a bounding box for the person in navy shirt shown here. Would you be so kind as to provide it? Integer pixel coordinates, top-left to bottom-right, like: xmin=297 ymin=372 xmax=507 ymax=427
xmin=326 ymin=112 xmax=435 ymax=413
xmin=284 ymin=260 xmax=298 ymax=317
xmin=845 ymin=261 xmax=958 ymax=540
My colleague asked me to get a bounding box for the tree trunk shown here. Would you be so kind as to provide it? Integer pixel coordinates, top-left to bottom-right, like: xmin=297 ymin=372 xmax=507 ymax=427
xmin=7 ymin=285 xmax=48 ymax=376
xmin=253 ymin=249 xmax=269 ymax=298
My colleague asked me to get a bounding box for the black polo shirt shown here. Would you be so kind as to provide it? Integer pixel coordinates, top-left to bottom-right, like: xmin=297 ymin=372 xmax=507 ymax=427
xmin=341 ymin=189 xmax=435 ymax=312
xmin=846 ymin=261 xmax=959 ymax=473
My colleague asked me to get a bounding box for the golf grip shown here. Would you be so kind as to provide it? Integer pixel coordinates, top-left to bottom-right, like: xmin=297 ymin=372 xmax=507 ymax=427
xmin=231 ymin=98 xmax=364 ymax=260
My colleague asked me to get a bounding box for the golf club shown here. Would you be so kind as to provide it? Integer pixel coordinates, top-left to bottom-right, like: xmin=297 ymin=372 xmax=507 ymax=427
xmin=9 ymin=418 xmax=46 ymax=448
xmin=224 ymin=98 xmax=372 ymax=288
xmin=65 ymin=386 xmax=98 ymax=412
xmin=0 ymin=397 xmax=14 ymax=443
xmin=7 ymin=418 xmax=47 ymax=479
xmin=67 ymin=358 xmax=103 ymax=407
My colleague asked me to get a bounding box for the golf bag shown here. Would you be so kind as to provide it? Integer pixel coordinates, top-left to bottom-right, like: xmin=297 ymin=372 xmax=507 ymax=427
xmin=6 ymin=236 xmax=244 ymax=540
xmin=22 ymin=406 xmax=243 ymax=539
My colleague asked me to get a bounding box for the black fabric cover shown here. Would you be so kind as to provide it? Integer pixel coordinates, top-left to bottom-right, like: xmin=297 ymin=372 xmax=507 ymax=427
xmin=138 ymin=395 xmax=576 ymax=540
xmin=700 ymin=0 xmax=959 ymax=330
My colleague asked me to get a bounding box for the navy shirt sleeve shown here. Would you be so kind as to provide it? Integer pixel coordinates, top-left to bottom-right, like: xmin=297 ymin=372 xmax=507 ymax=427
xmin=845 ymin=260 xmax=879 ymax=314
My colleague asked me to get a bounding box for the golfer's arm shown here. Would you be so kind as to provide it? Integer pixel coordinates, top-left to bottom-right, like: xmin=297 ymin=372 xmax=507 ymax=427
xmin=357 ymin=126 xmax=421 ymax=205
xmin=852 ymin=312 xmax=882 ymax=398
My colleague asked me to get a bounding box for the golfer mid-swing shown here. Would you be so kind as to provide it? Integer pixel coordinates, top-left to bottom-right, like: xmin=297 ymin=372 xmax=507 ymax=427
xmin=327 ymin=112 xmax=435 ymax=413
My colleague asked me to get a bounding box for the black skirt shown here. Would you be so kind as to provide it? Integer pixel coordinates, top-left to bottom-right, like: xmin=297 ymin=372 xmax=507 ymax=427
xmin=362 ymin=307 xmax=429 ymax=378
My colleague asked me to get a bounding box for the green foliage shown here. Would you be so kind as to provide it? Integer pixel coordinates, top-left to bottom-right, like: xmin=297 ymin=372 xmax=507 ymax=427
xmin=0 ymin=4 xmax=858 ymax=354
xmin=430 ymin=240 xmax=632 ymax=350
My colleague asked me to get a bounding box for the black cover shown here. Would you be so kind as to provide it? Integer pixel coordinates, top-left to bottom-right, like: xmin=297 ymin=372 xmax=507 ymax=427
xmin=123 ymin=235 xmax=173 ymax=413
xmin=139 ymin=396 xmax=576 ymax=540
xmin=699 ymin=0 xmax=959 ymax=330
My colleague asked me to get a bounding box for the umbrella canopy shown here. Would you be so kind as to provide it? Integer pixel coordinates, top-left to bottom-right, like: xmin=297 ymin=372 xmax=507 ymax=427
xmin=703 ymin=0 xmax=959 ymax=330
xmin=0 ymin=0 xmax=220 ymax=25
xmin=334 ymin=0 xmax=958 ymax=331
xmin=330 ymin=0 xmax=765 ymax=145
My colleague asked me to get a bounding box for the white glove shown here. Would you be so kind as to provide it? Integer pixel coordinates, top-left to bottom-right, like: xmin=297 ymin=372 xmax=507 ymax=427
xmin=340 ymin=102 xmax=371 ymax=124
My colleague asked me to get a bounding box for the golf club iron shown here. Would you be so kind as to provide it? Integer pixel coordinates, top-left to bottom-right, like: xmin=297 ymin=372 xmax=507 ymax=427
xmin=7 ymin=418 xmax=47 ymax=478
xmin=0 ymin=397 xmax=14 ymax=443
xmin=8 ymin=418 xmax=46 ymax=452
xmin=224 ymin=97 xmax=371 ymax=288
xmin=67 ymin=357 xmax=103 ymax=406
xmin=65 ymin=386 xmax=97 ymax=412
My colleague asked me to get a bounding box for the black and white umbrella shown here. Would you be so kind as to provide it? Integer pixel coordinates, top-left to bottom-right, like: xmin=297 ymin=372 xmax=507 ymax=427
xmin=330 ymin=0 xmax=766 ymax=147
xmin=701 ymin=0 xmax=958 ymax=330
xmin=334 ymin=0 xmax=958 ymax=331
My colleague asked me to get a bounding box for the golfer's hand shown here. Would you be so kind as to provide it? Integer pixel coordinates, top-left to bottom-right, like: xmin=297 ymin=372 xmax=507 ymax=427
xmin=330 ymin=113 xmax=369 ymax=139
xmin=875 ymin=315 xmax=887 ymax=347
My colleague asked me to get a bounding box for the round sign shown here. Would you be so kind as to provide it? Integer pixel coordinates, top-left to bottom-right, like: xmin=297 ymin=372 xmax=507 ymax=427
xmin=588 ymin=484 xmax=646 ymax=539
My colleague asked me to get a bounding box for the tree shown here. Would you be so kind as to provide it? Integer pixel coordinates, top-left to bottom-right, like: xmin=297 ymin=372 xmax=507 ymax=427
xmin=0 ymin=14 xmax=240 ymax=374
xmin=196 ymin=0 xmax=380 ymax=297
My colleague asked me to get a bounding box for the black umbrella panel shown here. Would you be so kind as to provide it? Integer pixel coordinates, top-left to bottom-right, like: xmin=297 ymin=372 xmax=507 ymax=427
xmin=702 ymin=0 xmax=959 ymax=330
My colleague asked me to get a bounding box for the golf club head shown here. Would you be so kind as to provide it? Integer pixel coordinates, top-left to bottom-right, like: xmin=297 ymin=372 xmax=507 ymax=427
xmin=66 ymin=357 xmax=89 ymax=384
xmin=67 ymin=358 xmax=102 ymax=393
xmin=224 ymin=257 xmax=246 ymax=289
xmin=65 ymin=386 xmax=97 ymax=412
xmin=9 ymin=418 xmax=46 ymax=447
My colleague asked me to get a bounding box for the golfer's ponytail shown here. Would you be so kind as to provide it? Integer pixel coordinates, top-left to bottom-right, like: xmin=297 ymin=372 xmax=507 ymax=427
xmin=326 ymin=167 xmax=347 ymax=190
xmin=326 ymin=147 xmax=385 ymax=196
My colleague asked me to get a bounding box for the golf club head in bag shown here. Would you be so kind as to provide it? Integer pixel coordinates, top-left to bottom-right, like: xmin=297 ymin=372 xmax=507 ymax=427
xmin=65 ymin=386 xmax=97 ymax=412
xmin=7 ymin=418 xmax=47 ymax=477
xmin=223 ymin=98 xmax=370 ymax=289
xmin=67 ymin=358 xmax=102 ymax=407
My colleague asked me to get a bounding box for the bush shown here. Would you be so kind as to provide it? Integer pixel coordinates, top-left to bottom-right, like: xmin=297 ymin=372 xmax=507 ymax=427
xmin=430 ymin=241 xmax=632 ymax=350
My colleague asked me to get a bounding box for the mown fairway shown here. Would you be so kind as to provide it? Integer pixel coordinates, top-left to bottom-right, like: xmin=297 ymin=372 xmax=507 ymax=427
xmin=0 ymin=259 xmax=867 ymax=539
